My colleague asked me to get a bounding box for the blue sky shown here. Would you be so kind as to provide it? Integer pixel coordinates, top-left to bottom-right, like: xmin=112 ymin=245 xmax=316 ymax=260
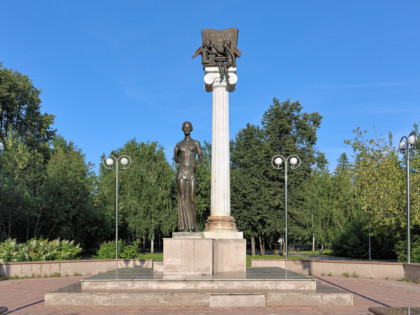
xmin=1 ymin=1 xmax=419 ymax=171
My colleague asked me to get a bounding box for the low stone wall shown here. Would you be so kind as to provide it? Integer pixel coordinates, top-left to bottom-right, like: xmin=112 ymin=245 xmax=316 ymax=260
xmin=0 ymin=259 xmax=153 ymax=278
xmin=251 ymin=259 xmax=420 ymax=282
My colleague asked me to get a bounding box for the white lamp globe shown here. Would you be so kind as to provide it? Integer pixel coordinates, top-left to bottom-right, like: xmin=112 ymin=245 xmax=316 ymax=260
xmin=0 ymin=142 xmax=3 ymax=152
xmin=120 ymin=157 xmax=128 ymax=166
xmin=290 ymin=157 xmax=298 ymax=165
xmin=399 ymin=141 xmax=407 ymax=150
xmin=106 ymin=158 xmax=114 ymax=166
xmin=408 ymin=134 xmax=417 ymax=146
xmin=274 ymin=157 xmax=283 ymax=166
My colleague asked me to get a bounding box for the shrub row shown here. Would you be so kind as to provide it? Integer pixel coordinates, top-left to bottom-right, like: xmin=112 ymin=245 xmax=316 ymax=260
xmin=0 ymin=238 xmax=82 ymax=262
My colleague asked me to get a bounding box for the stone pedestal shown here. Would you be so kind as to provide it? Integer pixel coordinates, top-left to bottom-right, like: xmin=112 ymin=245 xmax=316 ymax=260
xmin=163 ymin=238 xmax=213 ymax=275
xmin=203 ymin=67 xmax=239 ymax=235
xmin=160 ymin=235 xmax=246 ymax=275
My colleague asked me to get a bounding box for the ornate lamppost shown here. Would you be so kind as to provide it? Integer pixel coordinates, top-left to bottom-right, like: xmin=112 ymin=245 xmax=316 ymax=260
xmin=103 ymin=154 xmax=132 ymax=259
xmin=271 ymin=154 xmax=301 ymax=259
xmin=399 ymin=131 xmax=417 ymax=264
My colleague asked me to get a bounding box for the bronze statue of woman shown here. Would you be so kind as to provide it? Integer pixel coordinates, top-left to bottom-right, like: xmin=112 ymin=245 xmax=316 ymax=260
xmin=174 ymin=121 xmax=203 ymax=232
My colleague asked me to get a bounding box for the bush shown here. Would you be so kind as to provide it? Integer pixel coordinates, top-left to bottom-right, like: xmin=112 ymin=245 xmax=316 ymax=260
xmin=95 ymin=239 xmax=141 ymax=259
xmin=95 ymin=240 xmax=125 ymax=259
xmin=120 ymin=239 xmax=141 ymax=259
xmin=331 ymin=216 xmax=396 ymax=260
xmin=0 ymin=238 xmax=82 ymax=262
xmin=413 ymin=248 xmax=420 ymax=263
xmin=395 ymin=234 xmax=420 ymax=263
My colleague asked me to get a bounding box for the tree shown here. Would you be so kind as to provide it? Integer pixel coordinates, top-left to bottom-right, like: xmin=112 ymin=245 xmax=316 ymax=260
xmin=262 ymin=98 xmax=323 ymax=249
xmin=0 ymin=131 xmax=45 ymax=241
xmin=96 ymin=140 xmax=177 ymax=253
xmin=38 ymin=136 xmax=100 ymax=249
xmin=231 ymin=123 xmax=271 ymax=255
xmin=0 ymin=64 xmax=55 ymax=154
xmin=195 ymin=141 xmax=211 ymax=230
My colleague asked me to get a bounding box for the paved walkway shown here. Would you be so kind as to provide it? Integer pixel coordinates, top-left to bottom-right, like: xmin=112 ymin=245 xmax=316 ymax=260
xmin=1 ymin=275 xmax=420 ymax=314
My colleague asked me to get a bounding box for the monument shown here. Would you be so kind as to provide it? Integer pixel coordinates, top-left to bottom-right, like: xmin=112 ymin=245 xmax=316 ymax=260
xmin=194 ymin=28 xmax=243 ymax=239
xmin=44 ymin=28 xmax=353 ymax=308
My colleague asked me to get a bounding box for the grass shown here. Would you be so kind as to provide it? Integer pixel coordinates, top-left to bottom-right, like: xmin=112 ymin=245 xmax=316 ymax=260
xmin=298 ymin=249 xmax=333 ymax=256
xmin=137 ymin=253 xmax=164 ymax=260
xmin=246 ymin=254 xmax=311 ymax=267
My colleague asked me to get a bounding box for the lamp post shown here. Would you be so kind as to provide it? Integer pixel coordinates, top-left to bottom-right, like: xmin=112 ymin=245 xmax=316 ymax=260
xmin=399 ymin=131 xmax=417 ymax=264
xmin=271 ymin=154 xmax=301 ymax=259
xmin=103 ymin=154 xmax=132 ymax=259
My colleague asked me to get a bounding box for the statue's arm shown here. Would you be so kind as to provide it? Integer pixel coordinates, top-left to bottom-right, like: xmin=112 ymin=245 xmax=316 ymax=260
xmin=174 ymin=143 xmax=180 ymax=163
xmin=195 ymin=141 xmax=203 ymax=167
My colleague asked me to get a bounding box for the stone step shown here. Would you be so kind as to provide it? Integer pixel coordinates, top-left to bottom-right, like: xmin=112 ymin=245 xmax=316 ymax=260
xmin=45 ymin=282 xmax=353 ymax=307
xmin=81 ymin=267 xmax=316 ymax=292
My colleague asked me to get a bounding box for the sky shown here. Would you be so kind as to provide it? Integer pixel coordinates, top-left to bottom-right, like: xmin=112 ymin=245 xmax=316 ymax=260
xmin=1 ymin=1 xmax=419 ymax=172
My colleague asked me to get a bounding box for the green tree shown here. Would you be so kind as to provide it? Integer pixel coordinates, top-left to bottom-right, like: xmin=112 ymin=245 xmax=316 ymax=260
xmin=0 ymin=132 xmax=45 ymax=241
xmin=38 ymin=136 xmax=100 ymax=249
xmin=231 ymin=123 xmax=270 ymax=255
xmin=97 ymin=140 xmax=177 ymax=253
xmin=195 ymin=141 xmax=211 ymax=231
xmin=262 ymin=98 xmax=323 ymax=249
xmin=0 ymin=63 xmax=55 ymax=154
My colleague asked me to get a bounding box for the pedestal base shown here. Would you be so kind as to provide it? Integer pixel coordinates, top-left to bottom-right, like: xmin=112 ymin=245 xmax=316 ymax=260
xmin=161 ymin=237 xmax=246 ymax=275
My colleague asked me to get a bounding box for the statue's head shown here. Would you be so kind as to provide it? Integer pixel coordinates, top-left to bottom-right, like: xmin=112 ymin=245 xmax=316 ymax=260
xmin=182 ymin=121 xmax=193 ymax=134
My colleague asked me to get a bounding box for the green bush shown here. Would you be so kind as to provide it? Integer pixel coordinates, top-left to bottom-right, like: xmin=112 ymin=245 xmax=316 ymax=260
xmin=331 ymin=216 xmax=396 ymax=260
xmin=413 ymin=248 xmax=420 ymax=263
xmin=95 ymin=239 xmax=142 ymax=259
xmin=95 ymin=240 xmax=125 ymax=259
xmin=0 ymin=238 xmax=82 ymax=262
xmin=120 ymin=239 xmax=141 ymax=259
xmin=395 ymin=235 xmax=420 ymax=263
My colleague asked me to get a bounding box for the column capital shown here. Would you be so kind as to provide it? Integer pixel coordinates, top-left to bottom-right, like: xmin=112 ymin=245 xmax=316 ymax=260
xmin=204 ymin=67 xmax=237 ymax=92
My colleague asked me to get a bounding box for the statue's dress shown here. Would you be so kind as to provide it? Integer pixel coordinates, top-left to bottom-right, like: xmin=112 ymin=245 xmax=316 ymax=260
xmin=175 ymin=140 xmax=198 ymax=231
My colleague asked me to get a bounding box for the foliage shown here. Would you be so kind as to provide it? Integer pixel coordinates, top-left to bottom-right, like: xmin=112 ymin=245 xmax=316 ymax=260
xmin=120 ymin=239 xmax=141 ymax=259
xmin=231 ymin=123 xmax=270 ymax=255
xmin=195 ymin=141 xmax=211 ymax=230
xmin=231 ymin=98 xmax=323 ymax=255
xmin=413 ymin=247 xmax=420 ymax=264
xmin=95 ymin=240 xmax=125 ymax=259
xmin=95 ymin=239 xmax=151 ymax=259
xmin=96 ymin=140 xmax=177 ymax=252
xmin=394 ymin=234 xmax=420 ymax=263
xmin=0 ymin=63 xmax=55 ymax=153
xmin=0 ymin=238 xmax=81 ymax=262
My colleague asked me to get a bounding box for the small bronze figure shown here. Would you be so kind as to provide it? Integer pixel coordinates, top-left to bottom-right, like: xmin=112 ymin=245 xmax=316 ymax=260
xmin=174 ymin=121 xmax=203 ymax=232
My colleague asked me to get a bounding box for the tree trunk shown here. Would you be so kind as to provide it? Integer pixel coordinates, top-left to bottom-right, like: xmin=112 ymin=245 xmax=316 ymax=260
xmin=282 ymin=239 xmax=286 ymax=257
xmin=312 ymin=234 xmax=315 ymax=251
xmin=258 ymin=234 xmax=265 ymax=256
xmin=142 ymin=235 xmax=146 ymax=250
xmin=150 ymin=237 xmax=154 ymax=254
xmin=251 ymin=236 xmax=256 ymax=256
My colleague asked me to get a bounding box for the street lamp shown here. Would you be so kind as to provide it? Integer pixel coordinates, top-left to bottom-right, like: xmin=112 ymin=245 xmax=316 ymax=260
xmin=103 ymin=154 xmax=132 ymax=259
xmin=0 ymin=139 xmax=4 ymax=155
xmin=271 ymin=154 xmax=301 ymax=259
xmin=399 ymin=131 xmax=417 ymax=264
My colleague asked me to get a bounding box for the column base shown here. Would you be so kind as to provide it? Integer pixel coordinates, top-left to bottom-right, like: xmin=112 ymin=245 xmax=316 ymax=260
xmin=203 ymin=216 xmax=243 ymax=239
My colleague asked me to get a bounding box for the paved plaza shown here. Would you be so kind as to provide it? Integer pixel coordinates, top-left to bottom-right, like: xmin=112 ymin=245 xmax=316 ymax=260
xmin=1 ymin=274 xmax=420 ymax=314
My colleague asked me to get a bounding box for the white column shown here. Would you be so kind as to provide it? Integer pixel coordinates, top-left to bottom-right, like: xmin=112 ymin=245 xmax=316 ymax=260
xmin=203 ymin=67 xmax=242 ymax=239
